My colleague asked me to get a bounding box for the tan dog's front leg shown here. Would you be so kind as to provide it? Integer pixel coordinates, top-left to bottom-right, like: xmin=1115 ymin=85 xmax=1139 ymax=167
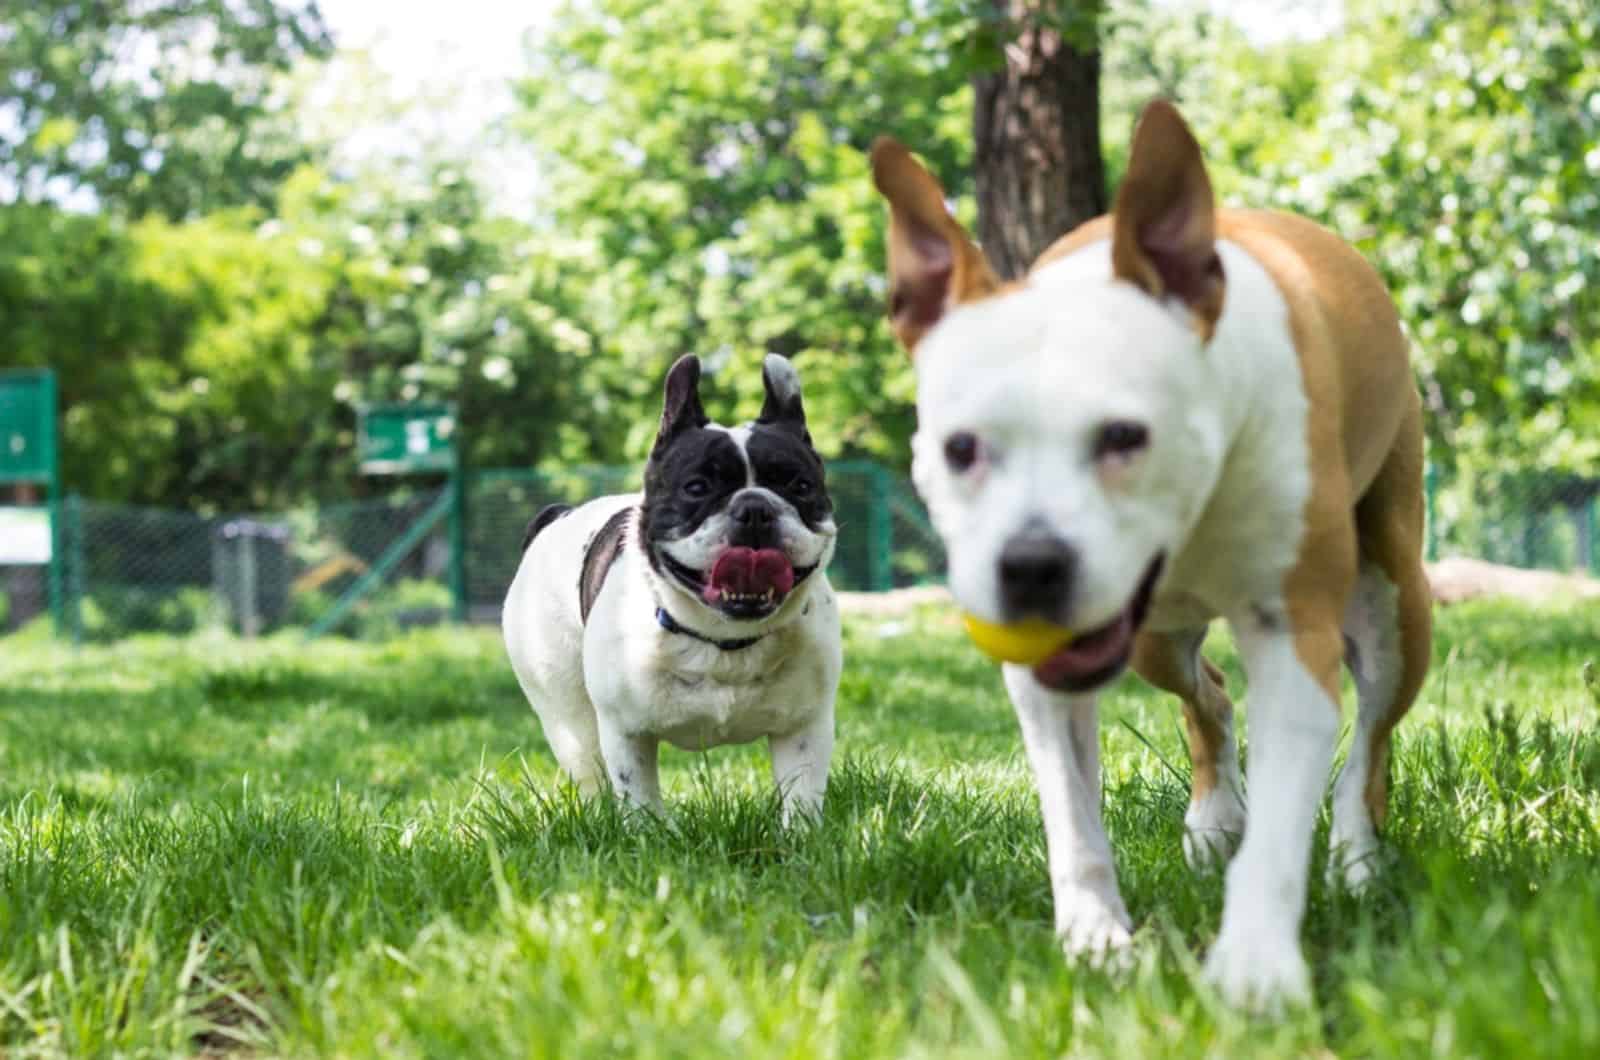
xmin=1132 ymin=628 xmax=1246 ymax=870
xmin=1202 ymin=617 xmax=1343 ymax=1011
xmin=1003 ymin=664 xmax=1132 ymax=959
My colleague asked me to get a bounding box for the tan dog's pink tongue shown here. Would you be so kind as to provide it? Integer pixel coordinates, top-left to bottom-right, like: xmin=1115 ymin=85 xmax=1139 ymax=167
xmin=1033 ymin=612 xmax=1133 ymax=686
xmin=704 ymin=547 xmax=795 ymax=602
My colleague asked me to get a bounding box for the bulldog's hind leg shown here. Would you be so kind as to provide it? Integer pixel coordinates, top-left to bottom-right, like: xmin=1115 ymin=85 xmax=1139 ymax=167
xmin=508 ymin=653 xmax=607 ymax=795
xmin=1132 ymin=629 xmax=1245 ymax=871
xmin=538 ymin=691 xmax=607 ymax=796
xmin=1331 ymin=416 xmax=1432 ymax=888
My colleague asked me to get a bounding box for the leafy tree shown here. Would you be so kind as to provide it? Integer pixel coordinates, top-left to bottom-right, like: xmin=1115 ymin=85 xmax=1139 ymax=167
xmin=514 ymin=0 xmax=976 ymax=468
xmin=961 ymin=0 xmax=1109 ymax=278
xmin=1108 ymin=0 xmax=1600 ymax=480
xmin=0 ymin=204 xmax=182 ymax=500
xmin=0 ymin=0 xmax=334 ymax=218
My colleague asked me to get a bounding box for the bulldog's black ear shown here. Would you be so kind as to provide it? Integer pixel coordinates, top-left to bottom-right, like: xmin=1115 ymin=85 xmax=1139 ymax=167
xmin=656 ymin=354 xmax=708 ymax=447
xmin=757 ymin=354 xmax=809 ymax=440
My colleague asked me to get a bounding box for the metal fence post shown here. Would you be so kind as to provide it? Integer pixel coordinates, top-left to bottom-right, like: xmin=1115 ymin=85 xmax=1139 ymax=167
xmin=47 ymin=491 xmax=64 ymax=635
xmin=239 ymin=529 xmax=260 ymax=638
xmin=65 ymin=493 xmax=84 ymax=644
xmin=1423 ymin=463 xmax=1438 ymax=561
xmin=1587 ymin=496 xmax=1598 ymax=574
xmin=869 ymin=463 xmax=894 ymax=592
xmin=448 ymin=463 xmax=468 ymax=621
xmin=37 ymin=370 xmax=64 ymax=637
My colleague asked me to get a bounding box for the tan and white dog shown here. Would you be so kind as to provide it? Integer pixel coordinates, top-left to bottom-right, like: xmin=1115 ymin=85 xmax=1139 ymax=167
xmin=870 ymin=101 xmax=1431 ymax=1008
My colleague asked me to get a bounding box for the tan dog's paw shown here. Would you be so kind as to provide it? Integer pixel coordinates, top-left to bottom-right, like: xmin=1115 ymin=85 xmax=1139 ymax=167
xmin=1183 ymin=785 xmax=1246 ymax=873
xmin=1201 ymin=923 xmax=1312 ymax=1014
xmin=1056 ymin=888 xmax=1135 ymax=970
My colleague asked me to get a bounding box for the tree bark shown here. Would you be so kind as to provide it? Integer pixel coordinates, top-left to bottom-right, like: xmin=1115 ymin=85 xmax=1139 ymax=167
xmin=971 ymin=4 xmax=1107 ymax=280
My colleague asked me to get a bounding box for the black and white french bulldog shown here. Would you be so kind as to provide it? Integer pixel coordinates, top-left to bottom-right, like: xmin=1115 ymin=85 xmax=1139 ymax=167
xmin=502 ymin=354 xmax=841 ymax=821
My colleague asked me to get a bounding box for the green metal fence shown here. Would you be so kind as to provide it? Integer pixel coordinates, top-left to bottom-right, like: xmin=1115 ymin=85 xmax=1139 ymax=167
xmin=0 ymin=463 xmax=946 ymax=642
xmin=1427 ymin=468 xmax=1600 ymax=571
xmin=3 ymin=462 xmax=1595 ymax=643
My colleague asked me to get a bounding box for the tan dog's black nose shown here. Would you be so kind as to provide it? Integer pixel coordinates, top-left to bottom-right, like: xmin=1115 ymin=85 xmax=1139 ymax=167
xmin=999 ymin=531 xmax=1076 ymax=620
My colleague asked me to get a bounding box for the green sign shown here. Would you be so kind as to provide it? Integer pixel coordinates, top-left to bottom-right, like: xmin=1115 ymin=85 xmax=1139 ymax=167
xmin=357 ymin=403 xmax=458 ymax=474
xmin=0 ymin=370 xmax=57 ymax=485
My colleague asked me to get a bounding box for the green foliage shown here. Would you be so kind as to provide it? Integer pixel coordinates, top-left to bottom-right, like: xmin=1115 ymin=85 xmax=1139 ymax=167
xmin=1107 ymin=0 xmax=1600 ymax=478
xmin=4 ymin=0 xmax=1596 ymax=518
xmin=0 ymin=0 xmax=333 ymax=219
xmin=0 ymin=604 xmax=1597 ymax=1053
xmin=343 ymin=577 xmax=455 ymax=640
xmin=513 ymin=0 xmax=974 ymax=466
xmin=0 ymin=205 xmax=177 ymax=503
xmin=78 ymin=585 xmax=221 ymax=641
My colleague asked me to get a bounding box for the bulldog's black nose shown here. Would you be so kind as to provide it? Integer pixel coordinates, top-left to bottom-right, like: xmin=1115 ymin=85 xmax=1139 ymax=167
xmin=731 ymin=493 xmax=776 ymax=527
xmin=729 ymin=492 xmax=780 ymax=545
xmin=998 ymin=531 xmax=1076 ymax=619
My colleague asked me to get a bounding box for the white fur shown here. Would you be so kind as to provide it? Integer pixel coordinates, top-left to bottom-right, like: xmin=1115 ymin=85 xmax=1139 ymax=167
xmin=1004 ymin=665 xmax=1133 ymax=958
xmin=914 ymin=236 xmax=1341 ymax=1009
xmin=1170 ymin=631 xmax=1247 ymax=871
xmin=762 ymin=352 xmax=803 ymax=406
xmin=914 ymin=240 xmax=1312 ymax=636
xmin=1329 ymin=560 xmax=1402 ymax=887
xmin=503 ymin=488 xmax=842 ymax=824
xmin=1204 ymin=619 xmax=1340 ymax=1010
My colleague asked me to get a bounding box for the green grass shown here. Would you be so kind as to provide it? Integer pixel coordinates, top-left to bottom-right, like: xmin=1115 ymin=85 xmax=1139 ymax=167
xmin=1 ymin=601 xmax=1597 ymax=1058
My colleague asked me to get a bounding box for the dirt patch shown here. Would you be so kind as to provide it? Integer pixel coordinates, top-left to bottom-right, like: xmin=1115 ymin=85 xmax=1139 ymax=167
xmin=1426 ymin=556 xmax=1600 ymax=606
xmin=837 ymin=585 xmax=953 ymax=617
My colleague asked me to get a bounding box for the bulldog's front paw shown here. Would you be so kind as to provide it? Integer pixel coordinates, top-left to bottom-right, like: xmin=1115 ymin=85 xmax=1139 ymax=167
xmin=1056 ymin=888 xmax=1135 ymax=966
xmin=1201 ymin=925 xmax=1312 ymax=1013
xmin=1183 ymin=785 xmax=1246 ymax=872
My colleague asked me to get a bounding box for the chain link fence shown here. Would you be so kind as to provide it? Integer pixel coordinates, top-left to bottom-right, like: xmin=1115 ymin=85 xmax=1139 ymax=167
xmin=1 ymin=489 xmax=454 ymax=642
xmin=0 ymin=463 xmax=947 ymax=641
xmin=1429 ymin=469 xmax=1599 ymax=573
xmin=3 ymin=463 xmax=1595 ymax=642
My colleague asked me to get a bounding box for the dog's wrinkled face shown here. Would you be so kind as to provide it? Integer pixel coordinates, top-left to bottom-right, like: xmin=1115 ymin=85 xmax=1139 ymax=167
xmin=911 ymin=263 xmax=1222 ymax=691
xmin=640 ymin=354 xmax=836 ymax=621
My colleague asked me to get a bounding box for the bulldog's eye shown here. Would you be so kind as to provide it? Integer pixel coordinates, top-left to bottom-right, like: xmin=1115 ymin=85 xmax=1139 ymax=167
xmin=790 ymin=476 xmax=813 ymax=497
xmin=1094 ymin=420 xmax=1150 ymax=460
xmin=944 ymin=431 xmax=979 ymax=472
xmin=683 ymin=477 xmax=711 ymax=499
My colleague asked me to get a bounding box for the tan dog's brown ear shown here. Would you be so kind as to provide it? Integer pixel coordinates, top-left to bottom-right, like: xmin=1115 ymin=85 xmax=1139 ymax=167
xmin=1111 ymin=101 xmax=1225 ymax=339
xmin=870 ymin=137 xmax=999 ymax=354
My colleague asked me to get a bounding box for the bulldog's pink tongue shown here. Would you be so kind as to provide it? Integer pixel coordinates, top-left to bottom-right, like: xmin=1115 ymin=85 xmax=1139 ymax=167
xmin=704 ymin=547 xmax=795 ymax=603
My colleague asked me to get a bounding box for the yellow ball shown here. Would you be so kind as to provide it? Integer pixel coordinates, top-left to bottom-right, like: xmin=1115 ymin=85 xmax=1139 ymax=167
xmin=960 ymin=613 xmax=1074 ymax=665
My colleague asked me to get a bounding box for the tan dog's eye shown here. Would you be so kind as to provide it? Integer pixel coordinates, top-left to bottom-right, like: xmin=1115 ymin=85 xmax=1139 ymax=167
xmin=943 ymin=431 xmax=979 ymax=472
xmin=1094 ymin=421 xmax=1149 ymax=461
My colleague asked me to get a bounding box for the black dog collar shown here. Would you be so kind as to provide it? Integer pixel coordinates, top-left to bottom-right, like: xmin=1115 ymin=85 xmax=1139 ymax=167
xmin=655 ymin=606 xmax=764 ymax=651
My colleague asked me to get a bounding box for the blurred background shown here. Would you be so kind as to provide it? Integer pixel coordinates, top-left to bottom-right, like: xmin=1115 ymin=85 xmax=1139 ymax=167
xmin=1 ymin=0 xmax=1596 ymax=640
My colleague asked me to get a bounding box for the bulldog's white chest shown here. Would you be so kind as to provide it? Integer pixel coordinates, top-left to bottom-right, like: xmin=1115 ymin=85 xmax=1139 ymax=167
xmin=583 ymin=565 xmax=842 ymax=750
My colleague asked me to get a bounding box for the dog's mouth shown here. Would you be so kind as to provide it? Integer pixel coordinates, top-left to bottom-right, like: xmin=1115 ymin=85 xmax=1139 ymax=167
xmin=1032 ymin=554 xmax=1165 ymax=693
xmin=660 ymin=547 xmax=818 ymax=620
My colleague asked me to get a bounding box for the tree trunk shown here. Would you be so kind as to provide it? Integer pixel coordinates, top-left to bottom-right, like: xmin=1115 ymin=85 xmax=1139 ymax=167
xmin=971 ymin=4 xmax=1107 ymax=280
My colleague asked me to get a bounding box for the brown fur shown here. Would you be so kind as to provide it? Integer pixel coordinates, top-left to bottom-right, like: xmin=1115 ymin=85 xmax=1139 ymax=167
xmin=871 ymin=101 xmax=1431 ymax=835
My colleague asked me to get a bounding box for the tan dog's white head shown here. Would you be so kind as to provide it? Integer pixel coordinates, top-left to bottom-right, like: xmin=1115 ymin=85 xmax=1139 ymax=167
xmin=873 ymin=101 xmax=1231 ymax=692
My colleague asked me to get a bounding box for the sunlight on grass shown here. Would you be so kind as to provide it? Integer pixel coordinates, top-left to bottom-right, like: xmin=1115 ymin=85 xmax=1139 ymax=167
xmin=0 ymin=600 xmax=1596 ymax=1055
